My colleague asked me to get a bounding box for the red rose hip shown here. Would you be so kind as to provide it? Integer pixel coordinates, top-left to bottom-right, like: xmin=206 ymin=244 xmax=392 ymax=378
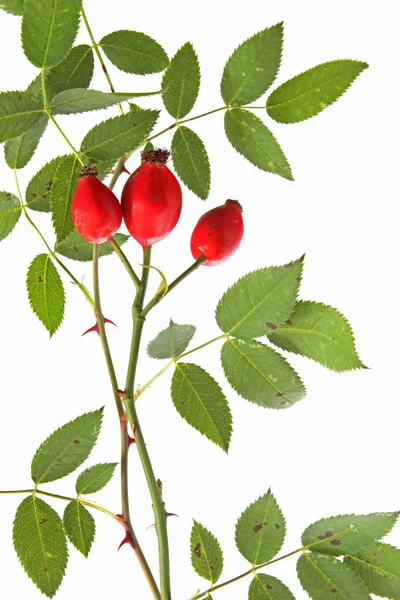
xmin=71 ymin=167 xmax=122 ymax=244
xmin=190 ymin=199 xmax=244 ymax=266
xmin=121 ymin=149 xmax=182 ymax=247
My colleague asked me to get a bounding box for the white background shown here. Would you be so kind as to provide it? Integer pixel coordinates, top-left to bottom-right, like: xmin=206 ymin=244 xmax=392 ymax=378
xmin=0 ymin=1 xmax=399 ymax=598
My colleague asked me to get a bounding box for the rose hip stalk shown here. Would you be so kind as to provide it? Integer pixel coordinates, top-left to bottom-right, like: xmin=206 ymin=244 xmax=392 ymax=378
xmin=190 ymin=199 xmax=244 ymax=265
xmin=121 ymin=149 xmax=182 ymax=247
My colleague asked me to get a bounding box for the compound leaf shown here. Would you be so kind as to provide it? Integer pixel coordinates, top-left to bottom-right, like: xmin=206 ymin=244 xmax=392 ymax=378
xmin=162 ymin=42 xmax=200 ymax=119
xmin=26 ymin=254 xmax=65 ymax=336
xmin=63 ymin=501 xmax=95 ymax=557
xmin=147 ymin=320 xmax=196 ymax=359
xmin=76 ymin=462 xmax=118 ymax=494
xmin=51 ymin=88 xmax=161 ymax=115
xmin=99 ymin=30 xmax=169 ymax=74
xmin=172 ymin=126 xmax=210 ymax=199
xmin=190 ymin=520 xmax=223 ymax=583
xmin=47 ymin=44 xmax=94 ymax=97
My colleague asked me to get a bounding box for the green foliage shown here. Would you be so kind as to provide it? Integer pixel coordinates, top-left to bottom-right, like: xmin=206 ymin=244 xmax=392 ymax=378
xmin=267 ymin=301 xmax=365 ymax=372
xmin=0 ymin=191 xmax=21 ymax=241
xmin=51 ymin=88 xmax=162 ymax=115
xmin=99 ymin=30 xmax=169 ymax=74
xmin=81 ymin=108 xmax=159 ymax=162
xmin=170 ymin=362 xmax=232 ymax=451
xmin=221 ymin=23 xmax=283 ymax=106
xmin=235 ymin=490 xmax=286 ymax=565
xmin=216 ymin=258 xmax=303 ymax=339
xmin=190 ymin=520 xmax=223 ymax=583
xmin=76 ymin=462 xmax=118 ymax=494
xmin=51 ymin=155 xmax=80 ymax=242
xmin=224 ymin=108 xmax=293 ymax=180
xmin=162 ymin=42 xmax=200 ymax=119
xmin=13 ymin=495 xmax=68 ymax=598
xmin=4 ymin=116 xmax=48 ymax=169
xmin=26 ymin=156 xmax=64 ymax=212
xmin=0 ymin=0 xmax=23 ymax=15
xmin=63 ymin=501 xmax=95 ymax=558
xmin=0 ymin=91 xmax=43 ymax=143
xmin=344 ymin=543 xmax=400 ymax=599
xmin=302 ymin=513 xmax=398 ymax=556
xmin=46 ymin=45 xmax=94 ymax=97
xmin=171 ymin=126 xmax=211 ymax=199
xmin=267 ymin=60 xmax=368 ymax=124
xmin=221 ymin=338 xmax=305 ymax=409
xmin=249 ymin=574 xmax=296 ymax=600
xmin=30 ymin=408 xmax=103 ymax=485
xmin=26 ymin=254 xmax=65 ymax=336
xmin=21 ymin=0 xmax=82 ymax=69
xmin=147 ymin=320 xmax=196 ymax=359
xmin=297 ymin=552 xmax=370 ymax=600
xmin=55 ymin=231 xmax=129 ymax=262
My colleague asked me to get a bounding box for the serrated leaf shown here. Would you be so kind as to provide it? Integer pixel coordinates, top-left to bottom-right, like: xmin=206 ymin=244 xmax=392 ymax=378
xmin=221 ymin=338 xmax=305 ymax=409
xmin=51 ymin=154 xmax=80 ymax=241
xmin=249 ymin=574 xmax=296 ymax=600
xmin=302 ymin=513 xmax=398 ymax=557
xmin=47 ymin=45 xmax=94 ymax=97
xmin=51 ymin=88 xmax=162 ymax=115
xmin=26 ymin=156 xmax=65 ymax=212
xmin=55 ymin=231 xmax=129 ymax=262
xmin=224 ymin=108 xmax=293 ymax=180
xmin=266 ymin=60 xmax=368 ymax=124
xmin=171 ymin=363 xmax=232 ymax=451
xmin=0 ymin=191 xmax=21 ymax=241
xmin=297 ymin=552 xmax=371 ymax=600
xmin=63 ymin=501 xmax=95 ymax=557
xmin=31 ymin=408 xmax=103 ymax=485
xmin=191 ymin=520 xmax=223 ymax=583
xmin=221 ymin=23 xmax=283 ymax=106
xmin=0 ymin=0 xmax=23 ymax=15
xmin=172 ymin=126 xmax=210 ymax=199
xmin=99 ymin=30 xmax=169 ymax=75
xmin=216 ymin=257 xmax=303 ymax=339
xmin=147 ymin=320 xmax=196 ymax=359
xmin=76 ymin=462 xmax=118 ymax=494
xmin=26 ymin=254 xmax=65 ymax=336
xmin=0 ymin=91 xmax=44 ymax=143
xmin=13 ymin=495 xmax=68 ymax=598
xmin=235 ymin=490 xmax=285 ymax=565
xmin=4 ymin=115 xmax=48 ymax=169
xmin=344 ymin=543 xmax=400 ymax=600
xmin=162 ymin=42 xmax=200 ymax=119
xmin=267 ymin=301 xmax=365 ymax=372
xmin=81 ymin=108 xmax=159 ymax=162
xmin=21 ymin=0 xmax=81 ymax=69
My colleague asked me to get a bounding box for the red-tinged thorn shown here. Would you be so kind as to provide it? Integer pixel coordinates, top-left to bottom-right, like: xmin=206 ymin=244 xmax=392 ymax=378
xmin=128 ymin=435 xmax=136 ymax=446
xmin=109 ymin=166 xmax=131 ymax=175
xmin=81 ymin=318 xmax=117 ymax=336
xmin=166 ymin=512 xmax=178 ymax=519
xmin=117 ymin=531 xmax=135 ymax=551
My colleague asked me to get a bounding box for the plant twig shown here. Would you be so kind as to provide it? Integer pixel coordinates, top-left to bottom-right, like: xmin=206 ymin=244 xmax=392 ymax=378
xmin=108 ymin=236 xmax=141 ymax=289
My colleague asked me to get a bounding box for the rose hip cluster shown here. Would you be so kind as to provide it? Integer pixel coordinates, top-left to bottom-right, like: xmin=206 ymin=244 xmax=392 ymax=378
xmin=71 ymin=149 xmax=244 ymax=265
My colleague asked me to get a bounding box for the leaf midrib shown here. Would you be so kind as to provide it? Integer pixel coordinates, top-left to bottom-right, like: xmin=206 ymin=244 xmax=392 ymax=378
xmin=346 ymin=553 xmax=400 ymax=582
xmin=302 ymin=553 xmax=358 ymax=600
xmin=271 ymin=326 xmax=357 ymax=361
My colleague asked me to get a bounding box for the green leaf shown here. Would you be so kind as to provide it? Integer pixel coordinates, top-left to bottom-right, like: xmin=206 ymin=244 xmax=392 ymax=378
xmin=147 ymin=320 xmax=196 ymax=359
xmin=13 ymin=495 xmax=68 ymax=598
xmin=31 ymin=408 xmax=103 ymax=485
xmin=172 ymin=126 xmax=211 ymax=199
xmin=26 ymin=74 xmax=43 ymax=99
xmin=47 ymin=45 xmax=94 ymax=97
xmin=0 ymin=91 xmax=43 ymax=143
xmin=302 ymin=513 xmax=399 ymax=557
xmin=224 ymin=108 xmax=293 ymax=180
xmin=26 ymin=254 xmax=65 ymax=336
xmin=216 ymin=257 xmax=303 ymax=339
xmin=170 ymin=363 xmax=232 ymax=451
xmin=221 ymin=23 xmax=283 ymax=106
xmin=267 ymin=301 xmax=365 ymax=372
xmin=51 ymin=88 xmax=162 ymax=115
xmin=0 ymin=191 xmax=21 ymax=241
xmin=221 ymin=338 xmax=305 ymax=409
xmin=4 ymin=115 xmax=48 ymax=169
xmin=344 ymin=543 xmax=400 ymax=600
xmin=266 ymin=60 xmax=368 ymax=124
xmin=21 ymin=0 xmax=82 ymax=69
xmin=0 ymin=0 xmax=24 ymax=15
xmin=249 ymin=574 xmax=296 ymax=600
xmin=297 ymin=552 xmax=371 ymax=600
xmin=63 ymin=501 xmax=95 ymax=558
xmin=99 ymin=30 xmax=169 ymax=75
xmin=162 ymin=42 xmax=200 ymax=119
xmin=26 ymin=156 xmax=64 ymax=212
xmin=51 ymin=154 xmax=80 ymax=242
xmin=236 ymin=491 xmax=285 ymax=566
xmin=55 ymin=231 xmax=129 ymax=261
xmin=191 ymin=520 xmax=223 ymax=583
xmin=81 ymin=108 xmax=159 ymax=162
xmin=76 ymin=462 xmax=118 ymax=494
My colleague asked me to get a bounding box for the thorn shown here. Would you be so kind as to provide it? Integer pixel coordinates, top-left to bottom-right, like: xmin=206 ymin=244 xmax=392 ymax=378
xmin=146 ymin=512 xmax=178 ymax=530
xmin=82 ymin=318 xmax=117 ymax=336
xmin=117 ymin=531 xmax=135 ymax=551
xmin=109 ymin=166 xmax=131 ymax=175
xmin=128 ymin=435 xmax=136 ymax=446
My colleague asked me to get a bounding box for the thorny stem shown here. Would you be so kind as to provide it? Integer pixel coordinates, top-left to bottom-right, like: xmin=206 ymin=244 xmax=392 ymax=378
xmin=108 ymin=236 xmax=141 ymax=289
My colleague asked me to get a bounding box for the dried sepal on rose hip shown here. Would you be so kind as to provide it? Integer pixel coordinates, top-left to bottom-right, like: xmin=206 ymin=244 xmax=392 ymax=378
xmin=190 ymin=199 xmax=244 ymax=266
xmin=121 ymin=148 xmax=182 ymax=247
xmin=71 ymin=165 xmax=123 ymax=244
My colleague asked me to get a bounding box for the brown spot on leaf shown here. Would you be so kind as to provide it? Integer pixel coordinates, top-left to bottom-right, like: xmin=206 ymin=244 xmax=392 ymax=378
xmin=194 ymin=543 xmax=202 ymax=557
xmin=283 ymin=262 xmax=293 ymax=268
xmin=280 ymin=400 xmax=288 ymax=406
xmin=331 ymin=589 xmax=338 ymax=593
xmin=266 ymin=322 xmax=278 ymax=330
xmin=275 ymin=392 xmax=283 ymax=397
xmin=73 ymin=439 xmax=80 ymax=444
xmin=330 ymin=539 xmax=341 ymax=546
xmin=274 ymin=523 xmax=281 ymax=530
xmin=44 ymin=568 xmax=49 ymax=573
xmin=266 ymin=584 xmax=273 ymax=589
xmin=6 ymin=192 xmax=12 ymax=201
xmin=39 ymin=518 xmax=48 ymax=525
xmin=372 ymin=552 xmax=379 ymax=557
xmin=38 ymin=276 xmax=44 ymax=283
xmin=45 ymin=180 xmax=53 ymax=190
xmin=285 ymin=320 xmax=293 ymax=326
xmin=318 ymin=535 xmax=325 ymax=540
xmin=253 ymin=521 xmax=268 ymax=533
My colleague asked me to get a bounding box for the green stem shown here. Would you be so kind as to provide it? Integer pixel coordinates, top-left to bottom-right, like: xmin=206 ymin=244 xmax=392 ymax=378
xmin=108 ymin=236 xmax=140 ymax=289
xmin=48 ymin=112 xmax=84 ymax=163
